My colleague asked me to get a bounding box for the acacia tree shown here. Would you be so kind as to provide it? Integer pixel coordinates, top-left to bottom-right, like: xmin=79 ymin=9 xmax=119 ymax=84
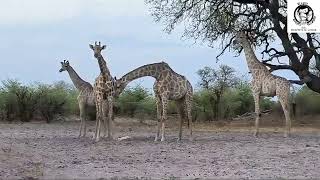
xmin=197 ymin=65 xmax=238 ymax=120
xmin=146 ymin=0 xmax=320 ymax=93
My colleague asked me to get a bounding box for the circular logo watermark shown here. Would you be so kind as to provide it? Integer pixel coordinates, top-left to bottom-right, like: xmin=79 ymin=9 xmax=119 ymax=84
xmin=293 ymin=2 xmax=315 ymax=26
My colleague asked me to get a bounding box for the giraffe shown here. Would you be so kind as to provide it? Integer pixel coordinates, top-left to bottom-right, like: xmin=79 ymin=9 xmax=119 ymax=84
xmin=89 ymin=41 xmax=116 ymax=142
xmin=59 ymin=60 xmax=95 ymax=137
xmin=115 ymin=62 xmax=193 ymax=141
xmin=235 ymin=31 xmax=292 ymax=137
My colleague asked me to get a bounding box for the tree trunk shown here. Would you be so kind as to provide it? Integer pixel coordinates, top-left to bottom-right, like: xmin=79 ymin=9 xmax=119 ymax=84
xmin=216 ymin=94 xmax=221 ymax=120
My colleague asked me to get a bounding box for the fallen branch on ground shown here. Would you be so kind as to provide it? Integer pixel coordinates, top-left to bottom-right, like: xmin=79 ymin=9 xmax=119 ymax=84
xmin=232 ymin=109 xmax=271 ymax=121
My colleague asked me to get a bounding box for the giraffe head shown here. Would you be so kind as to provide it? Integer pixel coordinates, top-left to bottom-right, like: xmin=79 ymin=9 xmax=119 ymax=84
xmin=233 ymin=31 xmax=255 ymax=49
xmin=89 ymin=41 xmax=106 ymax=58
xmin=59 ymin=60 xmax=70 ymax=72
xmin=114 ymin=77 xmax=127 ymax=96
xmin=233 ymin=31 xmax=247 ymax=45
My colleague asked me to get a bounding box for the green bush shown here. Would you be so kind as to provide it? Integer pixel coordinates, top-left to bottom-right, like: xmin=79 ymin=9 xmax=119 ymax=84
xmin=192 ymin=82 xmax=276 ymax=121
xmin=295 ymin=85 xmax=320 ymax=115
xmin=0 ymin=91 xmax=6 ymax=120
xmin=1 ymin=79 xmax=38 ymax=122
xmin=36 ymin=83 xmax=68 ymax=123
xmin=135 ymin=96 xmax=157 ymax=120
xmin=0 ymin=80 xmax=80 ymax=122
xmin=193 ymin=90 xmax=215 ymax=121
xmin=54 ymin=81 xmax=79 ymax=116
xmin=0 ymin=80 xmax=18 ymax=121
xmin=2 ymin=78 xmax=320 ymax=124
xmin=117 ymin=85 xmax=154 ymax=117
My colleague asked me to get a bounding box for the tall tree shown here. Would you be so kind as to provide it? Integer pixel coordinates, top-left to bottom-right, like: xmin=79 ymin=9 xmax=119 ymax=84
xmin=197 ymin=65 xmax=238 ymax=120
xmin=146 ymin=0 xmax=320 ymax=93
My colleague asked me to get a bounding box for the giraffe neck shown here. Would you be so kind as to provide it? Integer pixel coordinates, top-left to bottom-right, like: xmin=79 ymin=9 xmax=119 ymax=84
xmin=119 ymin=63 xmax=165 ymax=89
xmin=97 ymin=55 xmax=112 ymax=78
xmin=67 ymin=66 xmax=92 ymax=90
xmin=241 ymin=38 xmax=268 ymax=75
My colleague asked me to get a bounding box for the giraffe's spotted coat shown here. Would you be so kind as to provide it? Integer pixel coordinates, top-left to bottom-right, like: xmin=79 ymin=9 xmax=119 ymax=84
xmin=236 ymin=31 xmax=292 ymax=137
xmin=90 ymin=42 xmax=116 ymax=142
xmin=115 ymin=62 xmax=193 ymax=141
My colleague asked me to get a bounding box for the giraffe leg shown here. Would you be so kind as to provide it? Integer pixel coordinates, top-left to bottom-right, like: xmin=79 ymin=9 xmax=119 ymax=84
xmin=83 ymin=111 xmax=87 ymax=137
xmin=79 ymin=101 xmax=86 ymax=137
xmin=154 ymin=95 xmax=162 ymax=142
xmin=176 ymin=100 xmax=184 ymax=142
xmin=78 ymin=101 xmax=85 ymax=138
xmin=82 ymin=103 xmax=88 ymax=137
xmin=94 ymin=102 xmax=99 ymax=140
xmin=94 ymin=101 xmax=101 ymax=142
xmin=97 ymin=102 xmax=106 ymax=141
xmin=102 ymin=101 xmax=108 ymax=138
xmin=253 ymin=94 xmax=261 ymax=137
xmin=185 ymin=94 xmax=193 ymax=141
xmin=161 ymin=96 xmax=168 ymax=142
xmin=107 ymin=97 xmax=114 ymax=140
xmin=278 ymin=95 xmax=291 ymax=137
xmin=96 ymin=119 xmax=101 ymax=142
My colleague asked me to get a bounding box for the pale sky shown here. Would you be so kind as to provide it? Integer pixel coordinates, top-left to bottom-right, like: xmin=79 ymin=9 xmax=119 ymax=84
xmin=0 ymin=0 xmax=298 ymax=90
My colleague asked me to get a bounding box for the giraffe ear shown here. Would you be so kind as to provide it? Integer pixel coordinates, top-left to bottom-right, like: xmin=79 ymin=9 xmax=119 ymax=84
xmin=60 ymin=62 xmax=63 ymax=65
xmin=89 ymin=44 xmax=94 ymax=49
xmin=101 ymin=45 xmax=106 ymax=50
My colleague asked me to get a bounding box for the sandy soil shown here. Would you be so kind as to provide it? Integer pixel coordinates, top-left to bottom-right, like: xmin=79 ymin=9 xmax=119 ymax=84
xmin=1 ymin=118 xmax=320 ymax=179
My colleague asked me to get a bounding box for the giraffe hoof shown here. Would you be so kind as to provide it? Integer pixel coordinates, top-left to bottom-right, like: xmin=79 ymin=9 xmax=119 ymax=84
xmin=284 ymin=133 xmax=289 ymax=138
xmin=160 ymin=137 xmax=165 ymax=142
xmin=254 ymin=132 xmax=259 ymax=137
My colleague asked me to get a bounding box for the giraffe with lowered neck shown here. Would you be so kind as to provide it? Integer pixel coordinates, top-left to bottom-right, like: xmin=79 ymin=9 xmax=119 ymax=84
xmin=115 ymin=62 xmax=193 ymax=141
xmin=59 ymin=60 xmax=95 ymax=137
xmin=235 ymin=31 xmax=292 ymax=137
xmin=90 ymin=41 xmax=116 ymax=142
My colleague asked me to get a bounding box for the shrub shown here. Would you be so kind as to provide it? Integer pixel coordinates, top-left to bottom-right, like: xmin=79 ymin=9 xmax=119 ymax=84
xmin=192 ymin=82 xmax=276 ymax=121
xmin=117 ymin=85 xmax=152 ymax=117
xmin=0 ymin=91 xmax=6 ymax=120
xmin=36 ymin=83 xmax=69 ymax=123
xmin=193 ymin=90 xmax=214 ymax=121
xmin=135 ymin=96 xmax=157 ymax=120
xmin=1 ymin=79 xmax=38 ymax=122
xmin=295 ymin=85 xmax=320 ymax=115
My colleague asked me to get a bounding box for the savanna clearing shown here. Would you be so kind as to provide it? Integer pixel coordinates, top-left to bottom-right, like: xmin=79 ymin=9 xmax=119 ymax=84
xmin=1 ymin=117 xmax=320 ymax=179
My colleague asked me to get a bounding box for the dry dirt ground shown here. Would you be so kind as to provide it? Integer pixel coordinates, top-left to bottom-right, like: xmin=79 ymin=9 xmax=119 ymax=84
xmin=1 ymin=118 xmax=320 ymax=179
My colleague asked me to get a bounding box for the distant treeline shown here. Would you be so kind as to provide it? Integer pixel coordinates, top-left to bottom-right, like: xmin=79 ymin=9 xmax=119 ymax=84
xmin=0 ymin=65 xmax=319 ymax=123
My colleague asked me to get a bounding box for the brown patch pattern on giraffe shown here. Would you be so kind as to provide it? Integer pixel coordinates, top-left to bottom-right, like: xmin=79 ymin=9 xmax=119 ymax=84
xmin=89 ymin=41 xmax=116 ymax=142
xmin=115 ymin=62 xmax=193 ymax=141
xmin=59 ymin=60 xmax=95 ymax=138
xmin=236 ymin=31 xmax=292 ymax=137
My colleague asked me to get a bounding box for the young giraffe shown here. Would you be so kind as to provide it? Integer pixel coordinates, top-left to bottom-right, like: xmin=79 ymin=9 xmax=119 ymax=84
xmin=235 ymin=31 xmax=292 ymax=137
xmin=89 ymin=42 xmax=116 ymax=141
xmin=115 ymin=62 xmax=193 ymax=141
xmin=59 ymin=60 xmax=95 ymax=137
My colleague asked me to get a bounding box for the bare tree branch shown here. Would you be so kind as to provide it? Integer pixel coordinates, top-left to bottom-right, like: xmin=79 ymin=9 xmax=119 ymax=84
xmin=146 ymin=0 xmax=320 ymax=93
